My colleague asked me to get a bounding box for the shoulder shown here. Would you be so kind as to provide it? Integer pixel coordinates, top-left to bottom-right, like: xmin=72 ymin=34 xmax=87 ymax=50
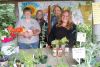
xmin=31 ymin=19 xmax=39 ymax=25
xmin=17 ymin=19 xmax=24 ymax=24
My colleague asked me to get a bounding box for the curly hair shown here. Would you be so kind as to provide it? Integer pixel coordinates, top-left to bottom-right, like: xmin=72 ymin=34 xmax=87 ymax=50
xmin=56 ymin=10 xmax=74 ymax=30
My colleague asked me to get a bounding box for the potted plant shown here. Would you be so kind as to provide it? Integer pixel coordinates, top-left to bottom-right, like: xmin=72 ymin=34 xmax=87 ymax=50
xmin=33 ymin=49 xmax=48 ymax=64
xmin=13 ymin=59 xmax=25 ymax=67
xmin=51 ymin=37 xmax=69 ymax=57
xmin=0 ymin=51 xmax=9 ymax=67
xmin=8 ymin=51 xmax=34 ymax=67
xmin=39 ymin=55 xmax=48 ymax=64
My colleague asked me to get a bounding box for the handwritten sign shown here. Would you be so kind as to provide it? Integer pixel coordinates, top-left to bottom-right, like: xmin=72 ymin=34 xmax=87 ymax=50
xmin=92 ymin=3 xmax=100 ymax=24
xmin=77 ymin=32 xmax=86 ymax=42
xmin=1 ymin=46 xmax=19 ymax=55
xmin=72 ymin=48 xmax=85 ymax=59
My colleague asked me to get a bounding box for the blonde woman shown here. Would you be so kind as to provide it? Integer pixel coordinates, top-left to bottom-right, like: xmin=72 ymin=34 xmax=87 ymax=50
xmin=48 ymin=10 xmax=76 ymax=48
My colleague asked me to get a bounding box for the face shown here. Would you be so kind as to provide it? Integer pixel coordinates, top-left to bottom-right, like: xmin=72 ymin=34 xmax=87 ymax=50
xmin=61 ymin=12 xmax=69 ymax=24
xmin=24 ymin=11 xmax=32 ymax=19
xmin=36 ymin=11 xmax=43 ymax=19
xmin=54 ymin=7 xmax=62 ymax=17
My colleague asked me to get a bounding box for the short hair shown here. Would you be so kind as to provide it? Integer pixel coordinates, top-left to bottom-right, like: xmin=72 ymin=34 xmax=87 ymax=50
xmin=23 ymin=7 xmax=32 ymax=14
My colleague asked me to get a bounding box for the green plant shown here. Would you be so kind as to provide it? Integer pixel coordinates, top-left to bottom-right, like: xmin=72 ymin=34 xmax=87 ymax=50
xmin=0 ymin=51 xmax=8 ymax=61
xmin=51 ymin=37 xmax=69 ymax=48
xmin=75 ymin=23 xmax=99 ymax=67
xmin=77 ymin=24 xmax=92 ymax=42
xmin=56 ymin=63 xmax=69 ymax=67
xmin=9 ymin=51 xmax=34 ymax=67
xmin=33 ymin=49 xmax=48 ymax=64
xmin=76 ymin=42 xmax=100 ymax=67
xmin=0 ymin=51 xmax=4 ymax=58
xmin=0 ymin=51 xmax=9 ymax=67
xmin=40 ymin=22 xmax=47 ymax=48
xmin=95 ymin=62 xmax=100 ymax=67
xmin=56 ymin=59 xmax=69 ymax=67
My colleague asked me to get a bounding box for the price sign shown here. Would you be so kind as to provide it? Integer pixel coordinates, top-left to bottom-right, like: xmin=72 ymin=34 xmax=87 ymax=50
xmin=77 ymin=32 xmax=86 ymax=42
xmin=72 ymin=48 xmax=85 ymax=59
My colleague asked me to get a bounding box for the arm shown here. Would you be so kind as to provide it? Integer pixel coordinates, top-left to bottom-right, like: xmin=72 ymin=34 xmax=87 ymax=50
xmin=16 ymin=20 xmax=27 ymax=37
xmin=27 ymin=20 xmax=41 ymax=36
xmin=68 ymin=24 xmax=77 ymax=47
xmin=48 ymin=24 xmax=56 ymax=45
xmin=32 ymin=29 xmax=41 ymax=36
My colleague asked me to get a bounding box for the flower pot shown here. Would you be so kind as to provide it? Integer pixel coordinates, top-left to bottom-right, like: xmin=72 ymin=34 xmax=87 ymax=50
xmin=39 ymin=55 xmax=48 ymax=64
xmin=57 ymin=48 xmax=63 ymax=57
xmin=61 ymin=45 xmax=65 ymax=51
xmin=14 ymin=60 xmax=25 ymax=67
xmin=65 ymin=48 xmax=69 ymax=53
xmin=0 ymin=55 xmax=8 ymax=67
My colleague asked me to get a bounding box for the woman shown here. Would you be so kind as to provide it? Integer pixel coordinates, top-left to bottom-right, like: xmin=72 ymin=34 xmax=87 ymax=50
xmin=48 ymin=10 xmax=76 ymax=48
xmin=16 ymin=7 xmax=41 ymax=49
xmin=51 ymin=5 xmax=62 ymax=28
xmin=36 ymin=10 xmax=48 ymax=47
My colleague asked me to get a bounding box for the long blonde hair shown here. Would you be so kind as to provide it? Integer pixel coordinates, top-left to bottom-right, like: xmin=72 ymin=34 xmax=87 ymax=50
xmin=56 ymin=10 xmax=74 ymax=30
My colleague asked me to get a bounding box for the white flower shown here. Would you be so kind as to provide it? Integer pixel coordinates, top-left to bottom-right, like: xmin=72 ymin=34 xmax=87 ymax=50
xmin=4 ymin=28 xmax=9 ymax=33
xmin=1 ymin=35 xmax=6 ymax=40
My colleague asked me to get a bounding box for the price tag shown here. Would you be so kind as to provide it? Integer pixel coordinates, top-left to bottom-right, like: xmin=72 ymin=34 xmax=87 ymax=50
xmin=72 ymin=48 xmax=85 ymax=59
xmin=77 ymin=32 xmax=86 ymax=42
xmin=33 ymin=54 xmax=34 ymax=59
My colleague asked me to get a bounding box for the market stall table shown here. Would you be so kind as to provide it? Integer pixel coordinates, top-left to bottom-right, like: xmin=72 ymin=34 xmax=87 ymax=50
xmin=20 ymin=48 xmax=77 ymax=67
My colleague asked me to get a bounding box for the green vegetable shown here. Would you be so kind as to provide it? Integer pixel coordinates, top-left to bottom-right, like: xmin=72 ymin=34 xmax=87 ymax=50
xmin=51 ymin=37 xmax=69 ymax=48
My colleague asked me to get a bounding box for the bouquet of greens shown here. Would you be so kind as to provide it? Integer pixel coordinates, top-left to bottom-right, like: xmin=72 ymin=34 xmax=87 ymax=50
xmin=51 ymin=37 xmax=69 ymax=48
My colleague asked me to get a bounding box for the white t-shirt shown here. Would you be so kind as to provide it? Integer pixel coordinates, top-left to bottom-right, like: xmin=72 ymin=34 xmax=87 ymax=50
xmin=16 ymin=19 xmax=41 ymax=44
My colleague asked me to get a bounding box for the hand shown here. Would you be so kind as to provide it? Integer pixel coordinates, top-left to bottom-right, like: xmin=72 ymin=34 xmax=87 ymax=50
xmin=46 ymin=45 xmax=53 ymax=49
xmin=27 ymin=30 xmax=33 ymax=37
xmin=33 ymin=29 xmax=40 ymax=35
xmin=23 ymin=30 xmax=33 ymax=39
xmin=23 ymin=32 xmax=29 ymax=38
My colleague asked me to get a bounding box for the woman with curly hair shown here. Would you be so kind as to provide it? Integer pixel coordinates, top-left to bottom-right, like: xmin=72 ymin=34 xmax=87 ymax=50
xmin=48 ymin=10 xmax=77 ymax=48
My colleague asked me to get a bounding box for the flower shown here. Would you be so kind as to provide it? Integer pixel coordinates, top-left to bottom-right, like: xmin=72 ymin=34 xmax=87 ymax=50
xmin=0 ymin=26 xmax=17 ymax=43
xmin=10 ymin=33 xmax=16 ymax=38
xmin=7 ymin=26 xmax=13 ymax=31
xmin=15 ymin=27 xmax=25 ymax=33
xmin=1 ymin=37 xmax=13 ymax=43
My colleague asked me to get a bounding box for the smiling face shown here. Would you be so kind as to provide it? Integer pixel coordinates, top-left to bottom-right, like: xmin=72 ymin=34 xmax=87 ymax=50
xmin=54 ymin=6 xmax=62 ymax=17
xmin=24 ymin=11 xmax=32 ymax=19
xmin=36 ymin=11 xmax=43 ymax=20
xmin=61 ymin=11 xmax=70 ymax=24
